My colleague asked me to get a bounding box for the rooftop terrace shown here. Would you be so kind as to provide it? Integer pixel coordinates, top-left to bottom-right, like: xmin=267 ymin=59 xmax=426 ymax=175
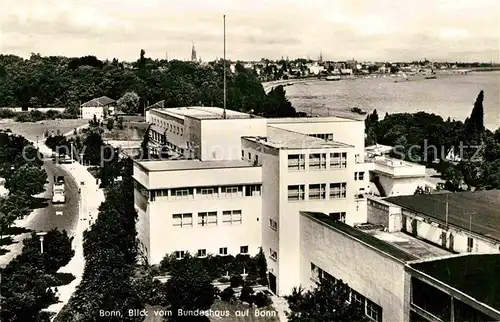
xmin=244 ymin=126 xmax=352 ymax=150
xmin=363 ymin=229 xmax=452 ymax=260
xmin=301 ymin=212 xmax=419 ymax=262
xmin=150 ymin=106 xmax=258 ymax=120
xmin=136 ymin=159 xmax=255 ymax=172
xmin=410 ymin=254 xmax=500 ymax=311
xmin=385 ymin=190 xmax=500 ymax=241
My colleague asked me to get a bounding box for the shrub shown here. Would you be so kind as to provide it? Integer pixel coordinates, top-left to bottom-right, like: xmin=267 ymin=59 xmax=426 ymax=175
xmin=258 ymin=277 xmax=268 ymax=286
xmin=254 ymin=292 xmax=272 ymax=308
xmin=244 ymin=277 xmax=257 ymax=287
xmin=230 ymin=274 xmax=244 ymax=288
xmin=218 ymin=276 xmax=230 ymax=283
xmin=0 ymin=109 xmax=15 ymax=118
xmin=240 ymin=286 xmax=254 ymax=304
xmin=220 ymin=287 xmax=235 ymax=302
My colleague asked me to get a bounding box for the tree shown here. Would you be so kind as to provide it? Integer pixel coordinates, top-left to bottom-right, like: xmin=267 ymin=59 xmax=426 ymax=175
xmin=464 ymin=90 xmax=485 ymax=145
xmin=254 ymin=247 xmax=268 ymax=285
xmin=106 ymin=118 xmax=115 ymax=131
xmin=286 ymin=277 xmax=369 ymax=322
xmin=117 ymin=116 xmax=124 ymax=130
xmin=117 ymin=92 xmax=140 ymax=114
xmin=162 ymin=253 xmax=217 ymax=314
xmin=139 ymin=124 xmax=152 ymax=160
xmin=0 ymin=193 xmax=32 ymax=231
xmin=83 ymin=130 xmax=104 ymax=166
xmin=4 ymin=164 xmax=47 ymax=196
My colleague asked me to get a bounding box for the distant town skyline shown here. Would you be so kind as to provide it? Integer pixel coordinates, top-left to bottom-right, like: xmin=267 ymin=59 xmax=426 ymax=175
xmin=1 ymin=0 xmax=499 ymax=63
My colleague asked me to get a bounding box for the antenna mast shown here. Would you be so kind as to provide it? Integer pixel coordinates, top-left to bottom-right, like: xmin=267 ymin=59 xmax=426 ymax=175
xmin=223 ymin=14 xmax=227 ymax=119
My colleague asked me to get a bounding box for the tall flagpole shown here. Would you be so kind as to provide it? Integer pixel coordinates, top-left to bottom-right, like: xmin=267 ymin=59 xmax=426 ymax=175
xmin=223 ymin=15 xmax=227 ymax=119
xmin=445 ymin=193 xmax=449 ymax=225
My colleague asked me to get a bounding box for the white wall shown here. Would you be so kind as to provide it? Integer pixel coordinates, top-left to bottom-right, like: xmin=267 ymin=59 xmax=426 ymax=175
xmin=300 ymin=214 xmax=407 ymax=322
xmin=378 ymin=175 xmax=427 ymax=197
xmin=242 ymin=139 xmax=281 ymax=282
xmin=82 ymin=106 xmax=104 ymax=120
xmin=264 ymin=146 xmax=367 ymax=296
xmin=200 ymin=118 xmax=267 ymax=161
xmin=268 ymin=119 xmax=366 ymax=163
xmin=147 ymin=194 xmax=262 ymax=264
xmin=149 ymin=166 xmax=261 ymax=190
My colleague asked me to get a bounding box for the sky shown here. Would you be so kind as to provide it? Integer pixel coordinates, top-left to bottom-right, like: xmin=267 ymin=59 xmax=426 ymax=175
xmin=0 ymin=0 xmax=499 ymax=62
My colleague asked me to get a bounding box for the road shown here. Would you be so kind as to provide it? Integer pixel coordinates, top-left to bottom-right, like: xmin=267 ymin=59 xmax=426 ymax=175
xmin=25 ymin=160 xmax=80 ymax=235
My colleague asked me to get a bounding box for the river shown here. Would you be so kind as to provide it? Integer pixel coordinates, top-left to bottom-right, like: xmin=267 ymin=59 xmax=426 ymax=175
xmin=285 ymin=71 xmax=500 ymax=130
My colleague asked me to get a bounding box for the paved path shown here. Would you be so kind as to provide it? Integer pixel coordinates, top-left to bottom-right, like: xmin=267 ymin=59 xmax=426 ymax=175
xmin=45 ymin=159 xmax=104 ymax=317
xmin=0 ymin=161 xmax=80 ymax=269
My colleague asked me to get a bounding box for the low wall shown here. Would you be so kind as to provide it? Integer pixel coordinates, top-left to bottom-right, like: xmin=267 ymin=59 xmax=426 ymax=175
xmin=0 ymin=107 xmax=66 ymax=113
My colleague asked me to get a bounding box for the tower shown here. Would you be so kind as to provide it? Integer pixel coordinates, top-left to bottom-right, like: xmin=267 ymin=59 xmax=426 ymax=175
xmin=191 ymin=41 xmax=197 ymax=61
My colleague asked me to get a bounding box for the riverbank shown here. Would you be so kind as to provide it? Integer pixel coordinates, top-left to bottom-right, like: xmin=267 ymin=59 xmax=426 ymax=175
xmin=284 ymin=70 xmax=499 ymax=130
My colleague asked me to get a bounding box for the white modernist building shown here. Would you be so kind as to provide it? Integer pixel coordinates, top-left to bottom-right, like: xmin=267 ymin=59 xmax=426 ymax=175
xmin=365 ymin=144 xmax=428 ymax=197
xmin=135 ymin=106 xmax=373 ymax=295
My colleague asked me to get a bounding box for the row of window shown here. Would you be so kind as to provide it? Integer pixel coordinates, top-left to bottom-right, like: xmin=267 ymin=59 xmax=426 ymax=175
xmin=175 ymin=245 xmax=249 ymax=259
xmin=149 ymin=130 xmax=187 ymax=155
xmin=287 ymin=183 xmax=347 ymax=201
xmin=173 ymin=210 xmax=242 ymax=227
xmin=308 ymin=133 xmax=334 ymax=141
xmin=151 ymin=118 xmax=184 ymax=136
xmin=148 ymin=185 xmax=262 ymax=201
xmin=242 ymin=150 xmax=259 ymax=165
xmin=310 ymin=263 xmax=382 ymax=322
xmin=288 ymin=152 xmax=347 ymax=170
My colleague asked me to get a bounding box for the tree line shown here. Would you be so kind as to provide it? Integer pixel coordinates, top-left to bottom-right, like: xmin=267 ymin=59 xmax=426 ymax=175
xmin=0 ymin=130 xmax=74 ymax=321
xmin=365 ymin=90 xmax=500 ymax=191
xmin=0 ymin=53 xmax=298 ymax=118
xmin=0 ymin=131 xmax=48 ymax=245
xmin=0 ymin=229 xmax=74 ymax=321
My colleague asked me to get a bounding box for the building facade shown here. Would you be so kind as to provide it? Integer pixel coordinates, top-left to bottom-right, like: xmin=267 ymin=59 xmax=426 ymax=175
xmin=299 ymin=211 xmax=500 ymax=322
xmin=135 ymin=106 xmax=373 ymax=295
xmin=80 ymin=96 xmax=116 ymax=120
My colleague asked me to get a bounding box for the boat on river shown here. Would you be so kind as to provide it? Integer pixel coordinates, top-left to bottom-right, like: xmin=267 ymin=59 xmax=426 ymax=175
xmin=350 ymin=107 xmax=367 ymax=115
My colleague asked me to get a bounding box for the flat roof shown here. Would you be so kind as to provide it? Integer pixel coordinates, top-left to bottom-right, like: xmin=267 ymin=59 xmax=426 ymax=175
xmin=150 ymin=107 xmax=259 ymax=120
xmin=373 ymin=156 xmax=425 ymax=169
xmin=385 ymin=190 xmax=500 ymax=241
xmin=267 ymin=116 xmax=359 ymax=124
xmin=363 ymin=230 xmax=452 ymax=260
xmin=410 ymin=254 xmax=500 ymax=311
xmin=244 ymin=126 xmax=352 ymax=150
xmin=301 ymin=211 xmax=418 ymax=262
xmin=136 ymin=159 xmax=256 ymax=172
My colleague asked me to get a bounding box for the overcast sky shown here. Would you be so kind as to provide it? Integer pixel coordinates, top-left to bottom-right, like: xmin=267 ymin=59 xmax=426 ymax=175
xmin=1 ymin=0 xmax=499 ymax=62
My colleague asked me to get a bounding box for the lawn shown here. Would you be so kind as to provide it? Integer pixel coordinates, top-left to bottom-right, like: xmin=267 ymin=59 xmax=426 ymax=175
xmin=0 ymin=119 xmax=88 ymax=141
xmin=142 ymin=301 xmax=279 ymax=322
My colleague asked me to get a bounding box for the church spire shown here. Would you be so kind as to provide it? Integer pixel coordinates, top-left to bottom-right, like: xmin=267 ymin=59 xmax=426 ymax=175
xmin=191 ymin=41 xmax=197 ymax=61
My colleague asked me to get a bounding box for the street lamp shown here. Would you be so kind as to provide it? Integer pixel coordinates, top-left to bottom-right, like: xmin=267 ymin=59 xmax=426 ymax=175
xmin=36 ymin=231 xmax=47 ymax=254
